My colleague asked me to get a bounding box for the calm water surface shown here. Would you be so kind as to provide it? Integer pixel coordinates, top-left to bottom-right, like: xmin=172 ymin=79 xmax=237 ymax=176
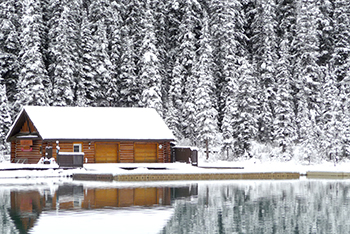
xmin=1 ymin=179 xmax=350 ymax=234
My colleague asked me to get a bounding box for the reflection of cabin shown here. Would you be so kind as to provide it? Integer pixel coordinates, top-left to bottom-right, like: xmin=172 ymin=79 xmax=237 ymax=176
xmin=8 ymin=184 xmax=198 ymax=233
xmin=6 ymin=106 xmax=175 ymax=164
xmin=9 ymin=191 xmax=45 ymax=233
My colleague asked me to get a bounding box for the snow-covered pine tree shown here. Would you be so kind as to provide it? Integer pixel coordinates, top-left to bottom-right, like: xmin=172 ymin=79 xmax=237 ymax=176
xmin=249 ymin=0 xmax=278 ymax=144
xmin=232 ymin=58 xmax=259 ymax=157
xmin=274 ymin=0 xmax=298 ymax=155
xmin=0 ymin=77 xmax=11 ymax=154
xmin=88 ymin=0 xmax=117 ymax=107
xmin=210 ymin=0 xmax=247 ymax=156
xmin=339 ymin=73 xmax=350 ymax=158
xmin=48 ymin=0 xmax=81 ymax=106
xmin=292 ymin=0 xmax=323 ymax=161
xmin=76 ymin=11 xmax=96 ymax=106
xmin=193 ymin=9 xmax=219 ymax=148
xmin=118 ymin=0 xmax=143 ymax=107
xmin=110 ymin=1 xmax=123 ymax=105
xmin=274 ymin=37 xmax=297 ymax=155
xmin=165 ymin=0 xmax=186 ymax=140
xmin=0 ymin=0 xmax=20 ymax=107
xmin=180 ymin=0 xmax=201 ymax=143
xmin=167 ymin=56 xmax=185 ymax=140
xmin=139 ymin=0 xmax=163 ymax=115
xmin=152 ymin=0 xmax=171 ymax=117
xmin=320 ymin=67 xmax=343 ymax=161
xmin=210 ymin=0 xmax=245 ymax=131
xmin=330 ymin=0 xmax=350 ymax=82
xmin=14 ymin=0 xmax=50 ymax=112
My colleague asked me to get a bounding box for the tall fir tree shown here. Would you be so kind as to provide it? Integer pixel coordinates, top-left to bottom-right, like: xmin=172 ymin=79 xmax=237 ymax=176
xmin=193 ymin=9 xmax=219 ymax=148
xmin=48 ymin=0 xmax=82 ymax=106
xmin=0 ymin=77 xmax=11 ymax=153
xmin=231 ymin=58 xmax=259 ymax=157
xmin=210 ymin=0 xmax=247 ymax=154
xmin=274 ymin=0 xmax=298 ymax=154
xmin=118 ymin=0 xmax=143 ymax=107
xmin=139 ymin=0 xmax=163 ymax=115
xmin=14 ymin=0 xmax=50 ymax=112
xmin=0 ymin=0 xmax=20 ymax=108
xmin=292 ymin=0 xmax=323 ymax=161
xmin=180 ymin=0 xmax=201 ymax=143
xmin=88 ymin=0 xmax=117 ymax=106
xmin=249 ymin=0 xmax=279 ymax=143
xmin=76 ymin=11 xmax=96 ymax=106
xmin=330 ymin=0 xmax=350 ymax=82
xmin=320 ymin=67 xmax=343 ymax=160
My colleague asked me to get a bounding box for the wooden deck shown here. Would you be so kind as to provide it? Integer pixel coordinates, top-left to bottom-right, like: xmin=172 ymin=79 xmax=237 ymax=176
xmin=73 ymin=171 xmax=301 ymax=182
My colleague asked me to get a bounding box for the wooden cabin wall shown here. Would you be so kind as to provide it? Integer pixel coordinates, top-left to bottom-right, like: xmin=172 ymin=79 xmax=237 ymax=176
xmin=12 ymin=139 xmax=43 ymax=164
xmin=158 ymin=141 xmax=171 ymax=163
xmin=20 ymin=120 xmax=37 ymax=133
xmin=11 ymin=139 xmax=172 ymax=164
xmin=83 ymin=141 xmax=95 ymax=163
xmin=119 ymin=142 xmax=134 ymax=163
xmin=11 ymin=141 xmax=16 ymax=161
xmin=48 ymin=141 xmax=95 ymax=163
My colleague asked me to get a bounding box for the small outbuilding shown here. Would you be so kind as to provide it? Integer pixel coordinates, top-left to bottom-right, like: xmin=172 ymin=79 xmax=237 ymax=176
xmin=6 ymin=106 xmax=175 ymax=164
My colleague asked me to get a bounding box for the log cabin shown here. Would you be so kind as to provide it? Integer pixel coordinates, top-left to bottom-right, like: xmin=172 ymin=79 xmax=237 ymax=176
xmin=6 ymin=106 xmax=175 ymax=164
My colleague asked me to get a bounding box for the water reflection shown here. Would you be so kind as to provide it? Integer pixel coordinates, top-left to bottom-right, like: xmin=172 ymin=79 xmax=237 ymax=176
xmin=162 ymin=180 xmax=350 ymax=234
xmin=2 ymin=182 xmax=197 ymax=233
xmin=3 ymin=180 xmax=350 ymax=233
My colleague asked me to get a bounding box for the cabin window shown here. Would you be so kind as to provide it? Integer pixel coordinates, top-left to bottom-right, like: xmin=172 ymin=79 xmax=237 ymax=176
xmin=73 ymin=143 xmax=82 ymax=152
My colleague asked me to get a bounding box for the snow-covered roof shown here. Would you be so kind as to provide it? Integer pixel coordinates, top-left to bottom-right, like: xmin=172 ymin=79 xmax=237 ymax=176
xmin=7 ymin=106 xmax=175 ymax=141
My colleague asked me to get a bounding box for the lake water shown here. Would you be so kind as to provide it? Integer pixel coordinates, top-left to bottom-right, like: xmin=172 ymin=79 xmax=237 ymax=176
xmin=1 ymin=179 xmax=350 ymax=234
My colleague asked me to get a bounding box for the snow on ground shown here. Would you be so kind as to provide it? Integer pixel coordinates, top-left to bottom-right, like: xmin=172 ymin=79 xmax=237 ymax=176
xmin=1 ymin=157 xmax=350 ymax=180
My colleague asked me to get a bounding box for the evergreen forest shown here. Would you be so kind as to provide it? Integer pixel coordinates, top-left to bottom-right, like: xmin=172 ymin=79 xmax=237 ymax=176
xmin=1 ymin=0 xmax=350 ymax=162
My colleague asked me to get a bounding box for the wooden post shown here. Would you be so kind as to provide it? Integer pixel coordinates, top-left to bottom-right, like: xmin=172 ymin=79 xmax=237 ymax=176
xmin=206 ymin=138 xmax=209 ymax=160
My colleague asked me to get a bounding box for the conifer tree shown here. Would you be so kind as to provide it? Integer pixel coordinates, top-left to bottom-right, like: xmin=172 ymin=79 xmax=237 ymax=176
xmin=139 ymin=0 xmax=163 ymax=115
xmin=179 ymin=0 xmax=201 ymax=143
xmin=232 ymin=59 xmax=259 ymax=157
xmin=88 ymin=0 xmax=117 ymax=106
xmin=210 ymin=0 xmax=245 ymax=130
xmin=250 ymin=0 xmax=279 ymax=143
xmin=330 ymin=0 xmax=350 ymax=82
xmin=339 ymin=74 xmax=350 ymax=158
xmin=210 ymin=0 xmax=247 ymax=154
xmin=118 ymin=0 xmax=143 ymax=107
xmin=0 ymin=78 xmax=11 ymax=153
xmin=14 ymin=0 xmax=50 ymax=112
xmin=292 ymin=0 xmax=323 ymax=161
xmin=193 ymin=10 xmax=218 ymax=148
xmin=0 ymin=0 xmax=20 ymax=106
xmin=48 ymin=0 xmax=81 ymax=106
xmin=77 ymin=11 xmax=97 ymax=106
xmin=320 ymin=67 xmax=343 ymax=160
xmin=274 ymin=0 xmax=298 ymax=154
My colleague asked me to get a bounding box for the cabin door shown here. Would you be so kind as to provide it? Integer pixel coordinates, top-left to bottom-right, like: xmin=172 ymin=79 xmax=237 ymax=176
xmin=134 ymin=143 xmax=157 ymax=163
xmin=95 ymin=142 xmax=119 ymax=163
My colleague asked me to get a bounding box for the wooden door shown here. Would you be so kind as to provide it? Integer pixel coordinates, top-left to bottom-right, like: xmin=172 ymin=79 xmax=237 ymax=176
xmin=95 ymin=142 xmax=118 ymax=163
xmin=134 ymin=143 xmax=157 ymax=163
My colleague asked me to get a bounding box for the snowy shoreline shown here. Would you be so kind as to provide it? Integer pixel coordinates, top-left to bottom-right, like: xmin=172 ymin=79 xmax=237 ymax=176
xmin=1 ymin=159 xmax=350 ymax=181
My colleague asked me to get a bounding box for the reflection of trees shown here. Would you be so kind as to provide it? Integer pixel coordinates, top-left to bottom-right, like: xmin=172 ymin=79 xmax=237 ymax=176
xmin=162 ymin=181 xmax=350 ymax=234
xmin=0 ymin=190 xmax=17 ymax=234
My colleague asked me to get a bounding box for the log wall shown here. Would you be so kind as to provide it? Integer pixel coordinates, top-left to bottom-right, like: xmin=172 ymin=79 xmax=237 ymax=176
xmin=11 ymin=139 xmax=172 ymax=164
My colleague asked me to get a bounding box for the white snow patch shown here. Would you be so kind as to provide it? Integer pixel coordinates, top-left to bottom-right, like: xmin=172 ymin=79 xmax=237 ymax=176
xmin=8 ymin=106 xmax=175 ymax=141
xmin=30 ymin=207 xmax=174 ymax=234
